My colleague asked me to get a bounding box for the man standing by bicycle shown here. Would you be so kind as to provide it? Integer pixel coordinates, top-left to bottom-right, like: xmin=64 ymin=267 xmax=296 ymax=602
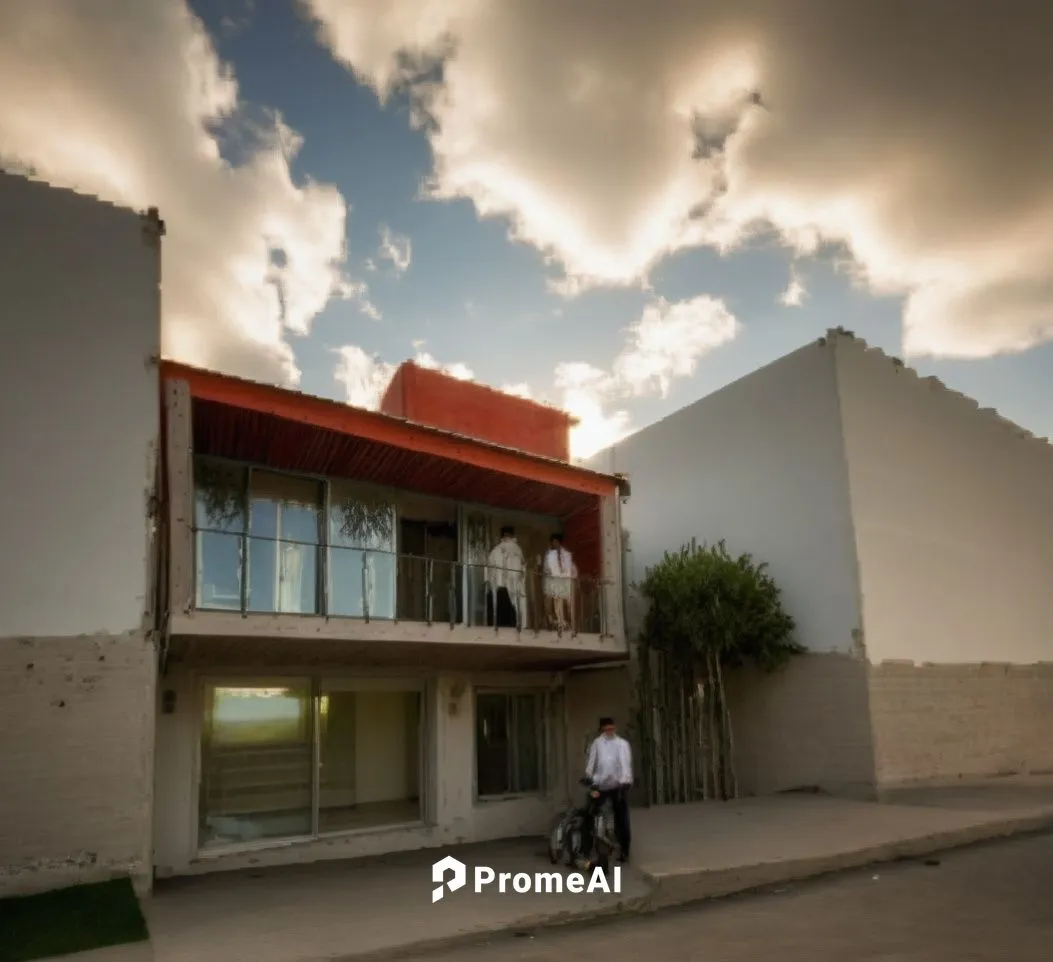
xmin=582 ymin=716 xmax=632 ymax=862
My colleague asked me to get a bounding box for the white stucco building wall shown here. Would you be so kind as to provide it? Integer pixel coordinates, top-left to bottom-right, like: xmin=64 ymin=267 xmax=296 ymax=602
xmin=0 ymin=172 xmax=161 ymax=895
xmin=833 ymin=334 xmax=1053 ymax=787
xmin=588 ymin=328 xmax=1053 ymax=798
xmin=588 ymin=341 xmax=877 ymax=798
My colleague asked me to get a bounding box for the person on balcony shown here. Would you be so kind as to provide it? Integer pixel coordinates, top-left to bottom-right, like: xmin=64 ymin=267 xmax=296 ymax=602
xmin=485 ymin=525 xmax=526 ymax=628
xmin=543 ymin=532 xmax=576 ymax=631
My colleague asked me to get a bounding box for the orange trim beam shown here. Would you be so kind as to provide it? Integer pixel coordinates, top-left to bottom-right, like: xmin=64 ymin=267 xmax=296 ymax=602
xmin=162 ymin=361 xmax=618 ymax=498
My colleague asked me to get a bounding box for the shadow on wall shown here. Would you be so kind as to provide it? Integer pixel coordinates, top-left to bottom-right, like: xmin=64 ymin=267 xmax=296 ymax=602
xmin=725 ymin=652 xmax=878 ymax=800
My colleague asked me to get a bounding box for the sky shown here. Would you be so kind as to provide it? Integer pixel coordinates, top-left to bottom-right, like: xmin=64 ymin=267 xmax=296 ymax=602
xmin=2 ymin=0 xmax=1052 ymax=460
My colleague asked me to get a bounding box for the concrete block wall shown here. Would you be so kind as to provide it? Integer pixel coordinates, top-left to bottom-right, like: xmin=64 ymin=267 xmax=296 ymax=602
xmin=868 ymin=662 xmax=1053 ymax=789
xmin=0 ymin=171 xmax=161 ymax=895
xmin=0 ymin=634 xmax=156 ymax=896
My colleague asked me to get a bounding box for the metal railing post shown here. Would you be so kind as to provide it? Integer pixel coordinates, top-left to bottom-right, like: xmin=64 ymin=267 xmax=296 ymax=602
xmin=239 ymin=532 xmax=248 ymax=615
xmin=466 ymin=563 xmax=475 ymax=628
xmin=425 ymin=558 xmax=433 ymax=625
xmin=448 ymin=561 xmax=457 ymax=628
xmin=361 ymin=550 xmax=370 ymax=623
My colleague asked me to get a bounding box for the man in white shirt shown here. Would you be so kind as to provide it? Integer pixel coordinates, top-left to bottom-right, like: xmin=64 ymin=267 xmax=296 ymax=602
xmin=543 ymin=532 xmax=576 ymax=631
xmin=581 ymin=716 xmax=632 ymax=862
xmin=485 ymin=525 xmax=526 ymax=628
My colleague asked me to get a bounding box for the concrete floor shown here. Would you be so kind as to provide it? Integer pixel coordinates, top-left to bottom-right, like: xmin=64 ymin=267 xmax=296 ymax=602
xmin=137 ymin=777 xmax=1053 ymax=962
xmin=47 ymin=778 xmax=1053 ymax=962
xmin=407 ymin=831 xmax=1053 ymax=962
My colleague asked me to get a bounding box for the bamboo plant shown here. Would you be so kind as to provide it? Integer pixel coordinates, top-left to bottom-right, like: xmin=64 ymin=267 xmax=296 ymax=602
xmin=633 ymin=539 xmax=801 ymax=804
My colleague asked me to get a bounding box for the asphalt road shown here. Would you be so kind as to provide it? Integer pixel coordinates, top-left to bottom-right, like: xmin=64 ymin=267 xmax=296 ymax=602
xmin=403 ymin=832 xmax=1053 ymax=962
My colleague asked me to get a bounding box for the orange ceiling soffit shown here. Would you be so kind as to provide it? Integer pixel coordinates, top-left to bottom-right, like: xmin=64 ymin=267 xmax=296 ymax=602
xmin=161 ymin=361 xmax=616 ymax=498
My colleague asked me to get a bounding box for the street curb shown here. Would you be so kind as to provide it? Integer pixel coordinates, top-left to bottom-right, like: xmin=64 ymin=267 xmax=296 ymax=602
xmin=324 ymin=810 xmax=1053 ymax=962
xmin=644 ymin=810 xmax=1053 ymax=909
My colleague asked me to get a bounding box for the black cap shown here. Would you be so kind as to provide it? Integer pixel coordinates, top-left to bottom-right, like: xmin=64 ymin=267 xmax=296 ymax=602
xmin=598 ymin=716 xmax=614 ymax=729
xmin=500 ymin=525 xmax=515 ymax=537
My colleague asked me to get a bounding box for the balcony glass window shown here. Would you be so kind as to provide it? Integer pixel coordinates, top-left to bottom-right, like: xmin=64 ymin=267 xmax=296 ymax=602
xmin=194 ymin=459 xmax=247 ymax=610
xmin=247 ymin=471 xmax=323 ymax=615
xmin=190 ymin=458 xmax=605 ymax=632
xmin=328 ymin=482 xmax=396 ymax=619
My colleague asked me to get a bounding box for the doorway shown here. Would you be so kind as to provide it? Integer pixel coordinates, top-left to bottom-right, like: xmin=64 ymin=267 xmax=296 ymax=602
xmin=397 ymin=519 xmax=462 ymax=623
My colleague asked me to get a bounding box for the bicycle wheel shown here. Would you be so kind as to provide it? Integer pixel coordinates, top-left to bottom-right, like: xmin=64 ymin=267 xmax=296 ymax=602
xmin=547 ymin=816 xmax=565 ymax=864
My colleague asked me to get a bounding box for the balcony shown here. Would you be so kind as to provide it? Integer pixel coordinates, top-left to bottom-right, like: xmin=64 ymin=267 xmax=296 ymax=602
xmin=167 ymin=453 xmax=625 ymax=669
xmin=161 ymin=363 xmax=628 ymax=669
xmin=193 ymin=530 xmax=606 ymax=634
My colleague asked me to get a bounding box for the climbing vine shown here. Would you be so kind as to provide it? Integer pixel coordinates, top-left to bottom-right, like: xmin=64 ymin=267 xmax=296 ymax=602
xmin=633 ymin=539 xmax=801 ymax=804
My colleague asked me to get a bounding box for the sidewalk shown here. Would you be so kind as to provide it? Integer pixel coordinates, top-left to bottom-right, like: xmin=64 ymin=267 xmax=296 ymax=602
xmin=48 ymin=776 xmax=1053 ymax=962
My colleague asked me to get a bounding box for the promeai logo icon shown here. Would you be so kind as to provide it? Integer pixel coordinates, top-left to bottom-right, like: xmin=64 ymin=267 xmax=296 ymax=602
xmin=432 ymin=855 xmax=467 ymax=902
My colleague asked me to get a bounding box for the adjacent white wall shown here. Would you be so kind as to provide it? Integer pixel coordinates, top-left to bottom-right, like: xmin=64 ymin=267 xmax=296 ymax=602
xmin=588 ymin=340 xmax=862 ymax=655
xmin=834 ymin=336 xmax=1053 ymax=666
xmin=587 ymin=341 xmax=879 ymax=797
xmin=0 ymin=173 xmax=160 ymax=895
xmin=0 ymin=173 xmax=160 ymax=639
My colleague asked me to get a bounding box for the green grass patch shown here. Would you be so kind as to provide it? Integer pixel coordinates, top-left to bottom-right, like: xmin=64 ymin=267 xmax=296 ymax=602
xmin=0 ymin=877 xmax=149 ymax=962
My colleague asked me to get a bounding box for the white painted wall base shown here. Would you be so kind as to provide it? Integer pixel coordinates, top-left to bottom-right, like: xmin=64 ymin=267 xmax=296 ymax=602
xmin=0 ymin=633 xmax=156 ymax=897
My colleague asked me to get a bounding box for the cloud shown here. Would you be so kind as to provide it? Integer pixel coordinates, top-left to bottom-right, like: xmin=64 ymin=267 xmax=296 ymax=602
xmin=305 ymin=0 xmax=1053 ymax=359
xmin=377 ymin=223 xmax=412 ymax=275
xmin=413 ymin=351 xmax=473 ymax=381
xmin=780 ymin=268 xmax=806 ymax=308
xmin=334 ymin=341 xmax=474 ymax=409
xmin=410 ymin=339 xmax=474 ymax=380
xmin=556 ymin=294 xmax=739 ymax=458
xmin=555 ymin=362 xmax=632 ymax=462
xmin=333 ymin=345 xmax=395 ymax=408
xmin=0 ymin=0 xmax=356 ymax=385
xmin=337 ymin=295 xmax=731 ymax=458
xmin=612 ymin=295 xmax=738 ymax=396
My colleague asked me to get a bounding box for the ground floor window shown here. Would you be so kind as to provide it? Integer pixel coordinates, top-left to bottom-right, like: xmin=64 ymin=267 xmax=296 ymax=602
xmin=198 ymin=678 xmax=423 ymax=849
xmin=475 ymin=690 xmax=547 ymax=797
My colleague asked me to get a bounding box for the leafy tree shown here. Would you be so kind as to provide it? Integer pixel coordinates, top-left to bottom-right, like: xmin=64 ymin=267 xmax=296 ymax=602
xmin=634 ymin=539 xmax=802 ymax=803
xmin=193 ymin=459 xmax=246 ymax=530
xmin=332 ymin=487 xmax=395 ymax=547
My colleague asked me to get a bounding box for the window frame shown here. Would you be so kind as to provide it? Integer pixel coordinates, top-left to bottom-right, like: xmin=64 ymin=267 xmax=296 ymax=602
xmin=472 ymin=687 xmax=550 ymax=802
xmin=190 ymin=454 xmax=564 ymax=624
xmin=194 ymin=673 xmax=429 ymax=857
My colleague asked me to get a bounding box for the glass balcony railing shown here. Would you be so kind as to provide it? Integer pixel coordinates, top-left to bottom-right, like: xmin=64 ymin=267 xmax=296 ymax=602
xmin=193 ymin=528 xmax=608 ymax=636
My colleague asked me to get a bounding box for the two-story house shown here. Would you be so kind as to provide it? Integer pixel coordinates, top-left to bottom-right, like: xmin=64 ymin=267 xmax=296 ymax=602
xmin=0 ymin=170 xmax=628 ymax=896
xmin=152 ymin=359 xmax=630 ymax=878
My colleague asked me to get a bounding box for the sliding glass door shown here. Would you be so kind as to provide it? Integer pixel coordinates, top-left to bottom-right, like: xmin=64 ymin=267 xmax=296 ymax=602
xmin=198 ymin=682 xmax=314 ymax=847
xmin=318 ymin=681 xmax=422 ymax=833
xmin=198 ymin=678 xmax=425 ymax=851
xmin=246 ymin=472 xmax=323 ymax=614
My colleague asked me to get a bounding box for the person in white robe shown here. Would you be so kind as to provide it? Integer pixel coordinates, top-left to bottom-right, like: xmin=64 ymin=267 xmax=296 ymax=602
xmin=543 ymin=532 xmax=576 ymax=630
xmin=485 ymin=525 xmax=527 ymax=628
